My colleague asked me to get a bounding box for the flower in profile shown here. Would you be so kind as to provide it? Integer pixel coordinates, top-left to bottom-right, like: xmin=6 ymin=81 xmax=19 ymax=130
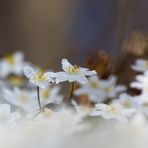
xmin=132 ymin=59 xmax=148 ymax=72
xmin=0 ymin=104 xmax=21 ymax=128
xmin=23 ymin=65 xmax=54 ymax=88
xmin=0 ymin=51 xmax=24 ymax=78
xmin=53 ymin=59 xmax=97 ymax=84
xmin=130 ymin=72 xmax=148 ymax=94
xmin=91 ymin=102 xmax=136 ymax=123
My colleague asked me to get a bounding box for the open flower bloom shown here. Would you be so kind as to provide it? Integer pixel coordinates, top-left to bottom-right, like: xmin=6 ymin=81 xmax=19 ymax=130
xmin=2 ymin=86 xmax=63 ymax=113
xmin=0 ymin=104 xmax=21 ymax=128
xmin=72 ymin=101 xmax=94 ymax=117
xmin=74 ymin=76 xmax=107 ymax=103
xmin=99 ymin=75 xmax=126 ymax=99
xmin=0 ymin=51 xmax=24 ymax=78
xmin=75 ymin=75 xmax=126 ymax=103
xmin=132 ymin=59 xmax=148 ymax=73
xmin=23 ymin=65 xmax=54 ymax=88
xmin=2 ymin=87 xmax=38 ymax=112
xmin=91 ymin=102 xmax=136 ymax=123
xmin=53 ymin=59 xmax=96 ymax=84
xmin=130 ymin=72 xmax=148 ymax=94
xmin=113 ymin=93 xmax=135 ymax=109
xmin=40 ymin=86 xmax=63 ymax=105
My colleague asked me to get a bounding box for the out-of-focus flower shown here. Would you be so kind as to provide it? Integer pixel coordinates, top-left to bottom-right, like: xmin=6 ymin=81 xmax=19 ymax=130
xmin=0 ymin=104 xmax=21 ymax=128
xmin=113 ymin=93 xmax=135 ymax=109
xmin=2 ymin=87 xmax=38 ymax=112
xmin=0 ymin=51 xmax=24 ymax=78
xmin=53 ymin=59 xmax=96 ymax=84
xmin=2 ymin=86 xmax=63 ymax=113
xmin=91 ymin=102 xmax=136 ymax=123
xmin=40 ymin=86 xmax=63 ymax=105
xmin=74 ymin=76 xmax=106 ymax=103
xmin=133 ymin=94 xmax=148 ymax=116
xmin=132 ymin=59 xmax=148 ymax=73
xmin=100 ymin=75 xmax=126 ymax=99
xmin=72 ymin=100 xmax=93 ymax=117
xmin=23 ymin=65 xmax=54 ymax=88
xmin=130 ymin=72 xmax=148 ymax=94
xmin=75 ymin=75 xmax=126 ymax=103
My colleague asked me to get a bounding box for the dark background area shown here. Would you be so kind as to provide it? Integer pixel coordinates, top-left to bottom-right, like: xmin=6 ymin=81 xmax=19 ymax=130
xmin=0 ymin=0 xmax=147 ymax=69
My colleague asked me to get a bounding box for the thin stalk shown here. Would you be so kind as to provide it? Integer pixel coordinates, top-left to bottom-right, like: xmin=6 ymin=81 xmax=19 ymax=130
xmin=37 ymin=86 xmax=42 ymax=111
xmin=68 ymin=82 xmax=75 ymax=103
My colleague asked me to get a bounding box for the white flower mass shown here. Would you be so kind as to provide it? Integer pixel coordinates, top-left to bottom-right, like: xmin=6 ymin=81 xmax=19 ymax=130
xmin=0 ymin=52 xmax=148 ymax=148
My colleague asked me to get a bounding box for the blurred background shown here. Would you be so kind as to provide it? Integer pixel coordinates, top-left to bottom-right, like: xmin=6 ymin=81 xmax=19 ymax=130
xmin=0 ymin=0 xmax=148 ymax=69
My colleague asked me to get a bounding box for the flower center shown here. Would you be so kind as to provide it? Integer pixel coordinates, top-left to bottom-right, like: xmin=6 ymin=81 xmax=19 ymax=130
xmin=142 ymin=102 xmax=148 ymax=108
xmin=41 ymin=90 xmax=50 ymax=99
xmin=104 ymin=87 xmax=112 ymax=93
xmin=34 ymin=70 xmax=48 ymax=81
xmin=6 ymin=55 xmax=15 ymax=65
xmin=122 ymin=100 xmax=131 ymax=108
xmin=89 ymin=80 xmax=99 ymax=89
xmin=144 ymin=61 xmax=148 ymax=69
xmin=20 ymin=93 xmax=28 ymax=103
xmin=108 ymin=105 xmax=119 ymax=113
xmin=8 ymin=76 xmax=24 ymax=86
xmin=67 ymin=65 xmax=80 ymax=74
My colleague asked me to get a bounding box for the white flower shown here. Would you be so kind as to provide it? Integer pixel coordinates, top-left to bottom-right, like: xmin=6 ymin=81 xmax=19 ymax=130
xmin=0 ymin=104 xmax=21 ymax=128
xmin=2 ymin=87 xmax=38 ymax=112
xmin=91 ymin=102 xmax=136 ymax=123
xmin=72 ymin=100 xmax=93 ymax=117
xmin=2 ymin=86 xmax=63 ymax=113
xmin=40 ymin=86 xmax=63 ymax=105
xmin=113 ymin=93 xmax=135 ymax=109
xmin=130 ymin=72 xmax=148 ymax=94
xmin=75 ymin=75 xmax=126 ymax=102
xmin=74 ymin=76 xmax=107 ymax=103
xmin=23 ymin=65 xmax=54 ymax=88
xmin=133 ymin=94 xmax=148 ymax=116
xmin=99 ymin=75 xmax=126 ymax=99
xmin=53 ymin=59 xmax=96 ymax=84
xmin=132 ymin=59 xmax=148 ymax=72
xmin=0 ymin=51 xmax=24 ymax=78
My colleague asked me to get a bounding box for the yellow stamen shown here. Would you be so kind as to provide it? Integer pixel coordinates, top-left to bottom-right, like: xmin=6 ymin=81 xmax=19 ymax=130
xmin=19 ymin=93 xmax=28 ymax=103
xmin=34 ymin=70 xmax=48 ymax=81
xmin=108 ymin=105 xmax=119 ymax=113
xmin=6 ymin=55 xmax=15 ymax=65
xmin=8 ymin=76 xmax=24 ymax=86
xmin=89 ymin=80 xmax=99 ymax=89
xmin=41 ymin=90 xmax=50 ymax=99
xmin=67 ymin=65 xmax=80 ymax=74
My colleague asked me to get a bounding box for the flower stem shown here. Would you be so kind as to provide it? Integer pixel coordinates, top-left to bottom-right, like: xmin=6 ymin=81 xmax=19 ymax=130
xmin=37 ymin=86 xmax=42 ymax=111
xmin=68 ymin=82 xmax=75 ymax=103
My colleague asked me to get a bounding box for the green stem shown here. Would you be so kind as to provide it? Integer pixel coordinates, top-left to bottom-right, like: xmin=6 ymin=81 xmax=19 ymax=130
xmin=37 ymin=86 xmax=42 ymax=111
xmin=68 ymin=82 xmax=75 ymax=103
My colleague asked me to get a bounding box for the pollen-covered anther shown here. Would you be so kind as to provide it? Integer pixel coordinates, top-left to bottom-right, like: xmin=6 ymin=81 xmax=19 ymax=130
xmin=67 ymin=65 xmax=80 ymax=74
xmin=6 ymin=55 xmax=15 ymax=65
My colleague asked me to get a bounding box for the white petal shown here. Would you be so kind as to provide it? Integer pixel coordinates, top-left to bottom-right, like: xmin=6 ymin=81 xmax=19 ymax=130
xmin=76 ymin=75 xmax=88 ymax=84
xmin=23 ymin=65 xmax=34 ymax=78
xmin=0 ymin=104 xmax=11 ymax=114
xmin=62 ymin=58 xmax=73 ymax=72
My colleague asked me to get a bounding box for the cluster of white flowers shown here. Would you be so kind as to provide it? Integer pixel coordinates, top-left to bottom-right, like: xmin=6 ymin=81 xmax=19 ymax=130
xmin=1 ymin=51 xmax=148 ymax=148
